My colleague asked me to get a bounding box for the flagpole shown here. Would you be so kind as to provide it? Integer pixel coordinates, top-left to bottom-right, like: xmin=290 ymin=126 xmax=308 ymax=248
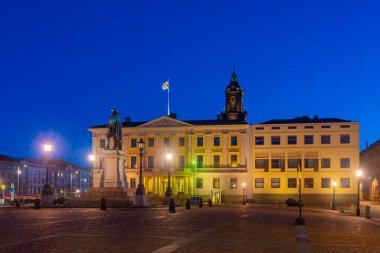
xmin=167 ymin=82 xmax=170 ymax=116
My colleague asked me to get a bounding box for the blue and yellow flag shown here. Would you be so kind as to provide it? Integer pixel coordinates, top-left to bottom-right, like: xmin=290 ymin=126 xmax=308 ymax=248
xmin=162 ymin=80 xmax=169 ymax=90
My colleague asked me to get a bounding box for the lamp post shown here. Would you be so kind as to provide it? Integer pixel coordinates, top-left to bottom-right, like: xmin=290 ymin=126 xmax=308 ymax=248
xmin=88 ymin=154 xmax=95 ymax=187
xmin=17 ymin=166 xmax=21 ymax=198
xmin=332 ymin=181 xmax=337 ymax=210
xmin=136 ymin=138 xmax=145 ymax=195
xmin=356 ymin=170 xmax=363 ymax=216
xmin=41 ymin=143 xmax=53 ymax=207
xmin=164 ymin=153 xmax=173 ymax=203
xmin=242 ymin=182 xmax=246 ymax=205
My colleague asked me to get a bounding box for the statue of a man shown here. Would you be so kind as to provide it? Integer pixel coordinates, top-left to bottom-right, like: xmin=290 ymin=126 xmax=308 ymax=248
xmin=106 ymin=109 xmax=123 ymax=150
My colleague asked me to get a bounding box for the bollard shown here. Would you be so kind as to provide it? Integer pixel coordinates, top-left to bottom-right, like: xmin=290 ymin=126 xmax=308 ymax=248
xmin=169 ymin=198 xmax=176 ymax=213
xmin=185 ymin=198 xmax=191 ymax=209
xmin=365 ymin=206 xmax=371 ymax=219
xmin=340 ymin=206 xmax=345 ymax=213
xmin=100 ymin=198 xmax=107 ymax=210
xmin=199 ymin=197 xmax=203 ymax=208
xmin=208 ymin=199 xmax=212 ymax=207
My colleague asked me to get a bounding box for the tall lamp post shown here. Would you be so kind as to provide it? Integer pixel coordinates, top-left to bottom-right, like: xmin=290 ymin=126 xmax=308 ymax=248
xmin=332 ymin=181 xmax=337 ymax=210
xmin=88 ymin=154 xmax=95 ymax=188
xmin=41 ymin=143 xmax=53 ymax=207
xmin=135 ymin=138 xmax=147 ymax=207
xmin=356 ymin=170 xmax=363 ymax=216
xmin=242 ymin=182 xmax=246 ymax=205
xmin=17 ymin=166 xmax=21 ymax=198
xmin=164 ymin=153 xmax=173 ymax=203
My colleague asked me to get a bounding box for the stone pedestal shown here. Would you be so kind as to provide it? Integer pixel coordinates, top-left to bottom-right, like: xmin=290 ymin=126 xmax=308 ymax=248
xmin=135 ymin=194 xmax=147 ymax=207
xmin=98 ymin=150 xmax=128 ymax=188
xmin=41 ymin=184 xmax=53 ymax=207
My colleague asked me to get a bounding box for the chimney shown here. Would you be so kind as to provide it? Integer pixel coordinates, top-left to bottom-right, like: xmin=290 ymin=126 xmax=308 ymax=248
xmin=125 ymin=117 xmax=131 ymax=123
xmin=169 ymin=113 xmax=177 ymax=119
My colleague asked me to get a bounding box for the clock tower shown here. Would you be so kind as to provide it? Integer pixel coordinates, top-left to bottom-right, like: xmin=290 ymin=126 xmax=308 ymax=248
xmin=221 ymin=69 xmax=248 ymax=121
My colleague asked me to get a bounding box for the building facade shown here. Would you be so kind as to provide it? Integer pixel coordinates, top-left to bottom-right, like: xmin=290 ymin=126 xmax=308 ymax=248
xmin=89 ymin=71 xmax=359 ymax=204
xmin=361 ymin=139 xmax=380 ymax=201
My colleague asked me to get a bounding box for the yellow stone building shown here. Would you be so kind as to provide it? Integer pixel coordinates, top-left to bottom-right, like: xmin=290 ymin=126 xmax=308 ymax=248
xmin=89 ymin=71 xmax=359 ymax=204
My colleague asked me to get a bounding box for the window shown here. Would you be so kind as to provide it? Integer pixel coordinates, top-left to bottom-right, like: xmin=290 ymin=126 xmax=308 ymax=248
xmin=321 ymin=135 xmax=331 ymax=144
xmin=147 ymin=156 xmax=154 ymax=168
xmin=255 ymin=159 xmax=268 ymax=169
xmin=272 ymin=126 xmax=280 ymax=130
xmin=231 ymin=155 xmax=237 ymax=167
xmin=271 ymin=159 xmax=281 ymax=169
xmin=341 ymin=125 xmax=350 ymax=128
xmin=288 ymin=126 xmax=297 ymax=129
xmin=288 ymin=159 xmax=301 ymax=169
xmin=148 ymin=138 xmax=154 ymax=147
xmin=130 ymin=178 xmax=136 ymax=188
xmin=340 ymin=178 xmax=350 ymax=188
xmin=340 ymin=134 xmax=350 ymax=144
xmin=304 ymin=178 xmax=314 ymax=188
xmin=99 ymin=139 xmax=106 ymax=148
xmin=164 ymin=138 xmax=170 ymax=147
xmin=197 ymin=155 xmax=203 ymax=168
xmin=230 ymin=178 xmax=237 ymax=188
xmin=255 ymin=127 xmax=264 ymax=130
xmin=305 ymin=126 xmax=314 ymax=129
xmin=213 ymin=178 xmax=220 ymax=188
xmin=231 ymin=136 xmax=238 ymax=146
xmin=340 ymin=158 xmax=350 ymax=168
xmin=255 ymin=178 xmax=264 ymax=188
xmin=213 ymin=155 xmax=220 ymax=168
xmin=255 ymin=136 xmax=264 ymax=145
xmin=213 ymin=136 xmax=220 ymax=146
xmin=271 ymin=178 xmax=280 ymax=188
xmin=131 ymin=139 xmax=137 ymax=148
xmin=196 ymin=178 xmax=203 ymax=188
xmin=130 ymin=156 xmax=137 ymax=168
xmin=178 ymin=156 xmax=185 ymax=168
xmin=305 ymin=159 xmax=318 ymax=169
xmin=321 ymin=125 xmax=330 ymax=129
xmin=304 ymin=135 xmax=314 ymax=144
xmin=321 ymin=178 xmax=330 ymax=188
xmin=271 ymin=136 xmax=280 ymax=145
xmin=197 ymin=137 xmax=204 ymax=147
xmin=321 ymin=158 xmax=331 ymax=168
xmin=179 ymin=137 xmax=185 ymax=147
xmin=288 ymin=136 xmax=297 ymax=145
xmin=288 ymin=178 xmax=297 ymax=188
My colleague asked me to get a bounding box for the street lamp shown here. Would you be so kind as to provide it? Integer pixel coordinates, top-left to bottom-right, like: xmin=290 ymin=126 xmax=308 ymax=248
xmin=88 ymin=154 xmax=95 ymax=188
xmin=41 ymin=143 xmax=53 ymax=206
xmin=242 ymin=182 xmax=246 ymax=205
xmin=332 ymin=181 xmax=337 ymax=210
xmin=356 ymin=170 xmax=363 ymax=216
xmin=164 ymin=153 xmax=173 ymax=203
xmin=17 ymin=166 xmax=21 ymax=198
xmin=136 ymin=138 xmax=145 ymax=195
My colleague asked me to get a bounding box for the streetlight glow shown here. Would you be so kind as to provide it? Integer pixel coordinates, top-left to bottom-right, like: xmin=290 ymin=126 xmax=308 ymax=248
xmin=44 ymin=144 xmax=52 ymax=152
xmin=88 ymin=154 xmax=95 ymax=161
xmin=356 ymin=170 xmax=363 ymax=177
xmin=166 ymin=153 xmax=173 ymax=160
xmin=242 ymin=182 xmax=246 ymax=187
xmin=332 ymin=181 xmax=337 ymax=187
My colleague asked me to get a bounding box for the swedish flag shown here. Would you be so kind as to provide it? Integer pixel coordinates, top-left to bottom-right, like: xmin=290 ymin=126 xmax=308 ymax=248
xmin=162 ymin=80 xmax=169 ymax=90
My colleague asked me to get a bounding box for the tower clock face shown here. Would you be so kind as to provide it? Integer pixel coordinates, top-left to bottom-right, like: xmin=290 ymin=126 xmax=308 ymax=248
xmin=229 ymin=96 xmax=237 ymax=109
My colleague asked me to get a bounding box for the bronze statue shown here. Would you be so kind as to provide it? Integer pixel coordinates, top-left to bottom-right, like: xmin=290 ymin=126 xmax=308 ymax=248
xmin=106 ymin=109 xmax=123 ymax=150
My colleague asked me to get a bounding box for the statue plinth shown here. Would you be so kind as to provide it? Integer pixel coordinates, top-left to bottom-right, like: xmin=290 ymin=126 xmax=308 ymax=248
xmin=98 ymin=149 xmax=128 ymax=188
xmin=41 ymin=184 xmax=53 ymax=207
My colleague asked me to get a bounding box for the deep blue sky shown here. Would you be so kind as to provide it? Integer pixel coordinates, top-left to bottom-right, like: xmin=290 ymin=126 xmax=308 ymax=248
xmin=1 ymin=1 xmax=379 ymax=166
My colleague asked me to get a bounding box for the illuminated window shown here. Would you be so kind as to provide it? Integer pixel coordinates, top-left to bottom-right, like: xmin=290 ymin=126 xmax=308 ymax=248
xmin=131 ymin=156 xmax=137 ymax=168
xmin=131 ymin=139 xmax=137 ymax=148
xmin=272 ymin=159 xmax=284 ymax=169
xmin=305 ymin=159 xmax=318 ymax=169
xmin=304 ymin=178 xmax=314 ymax=188
xmin=271 ymin=178 xmax=280 ymax=188
xmin=321 ymin=178 xmax=330 ymax=188
xmin=255 ymin=159 xmax=268 ymax=169
xmin=213 ymin=178 xmax=220 ymax=188
xmin=213 ymin=136 xmax=220 ymax=146
xmin=231 ymin=155 xmax=237 ymax=167
xmin=231 ymin=136 xmax=238 ymax=146
xmin=288 ymin=159 xmax=301 ymax=169
xmin=230 ymin=178 xmax=237 ymax=188
xmin=255 ymin=178 xmax=264 ymax=188
xmin=288 ymin=178 xmax=297 ymax=188
xmin=340 ymin=134 xmax=350 ymax=144
xmin=196 ymin=178 xmax=203 ymax=188
xmin=197 ymin=137 xmax=203 ymax=147
xmin=321 ymin=135 xmax=330 ymax=144
xmin=271 ymin=136 xmax=280 ymax=145
xmin=148 ymin=138 xmax=154 ymax=147
xmin=255 ymin=136 xmax=264 ymax=145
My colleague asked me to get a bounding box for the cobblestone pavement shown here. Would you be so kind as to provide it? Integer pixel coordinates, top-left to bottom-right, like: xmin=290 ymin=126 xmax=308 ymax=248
xmin=0 ymin=204 xmax=379 ymax=253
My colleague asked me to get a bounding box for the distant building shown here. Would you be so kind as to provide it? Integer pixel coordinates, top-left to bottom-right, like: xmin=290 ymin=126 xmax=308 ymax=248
xmin=361 ymin=139 xmax=380 ymax=201
xmin=0 ymin=155 xmax=91 ymax=199
xmin=89 ymin=70 xmax=359 ymax=204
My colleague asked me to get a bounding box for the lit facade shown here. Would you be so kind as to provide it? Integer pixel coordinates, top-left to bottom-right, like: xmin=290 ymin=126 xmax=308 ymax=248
xmin=361 ymin=139 xmax=380 ymax=201
xmin=89 ymin=71 xmax=359 ymax=204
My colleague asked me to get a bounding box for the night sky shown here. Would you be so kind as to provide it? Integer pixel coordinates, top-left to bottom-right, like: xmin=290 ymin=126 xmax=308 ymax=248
xmin=1 ymin=1 xmax=379 ymax=166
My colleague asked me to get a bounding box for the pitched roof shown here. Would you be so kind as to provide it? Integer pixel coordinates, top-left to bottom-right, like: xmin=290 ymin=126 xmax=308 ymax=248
xmin=260 ymin=116 xmax=351 ymax=125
